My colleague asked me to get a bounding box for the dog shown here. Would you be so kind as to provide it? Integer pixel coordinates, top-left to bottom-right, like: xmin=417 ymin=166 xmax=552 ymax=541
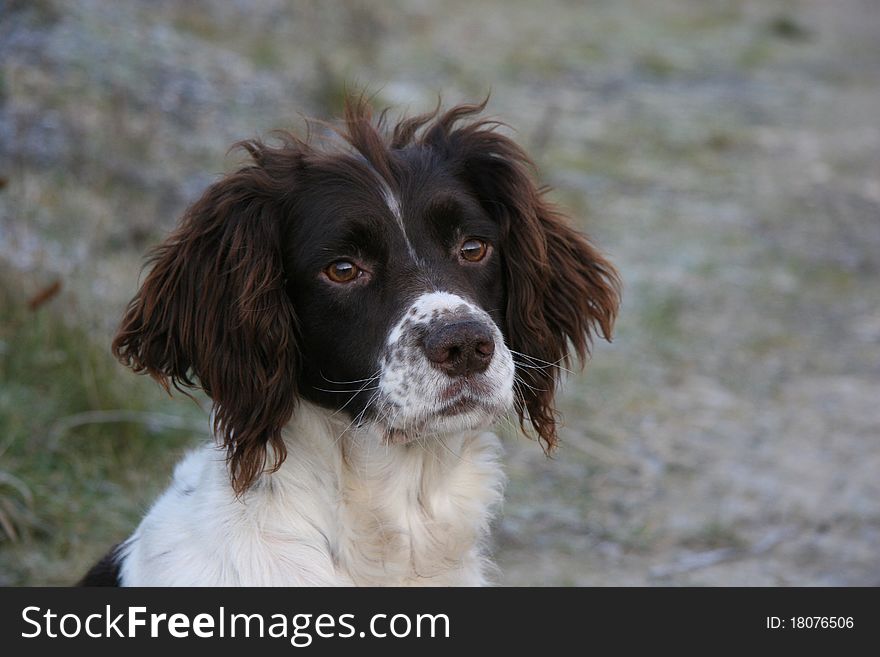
xmin=79 ymin=98 xmax=620 ymax=586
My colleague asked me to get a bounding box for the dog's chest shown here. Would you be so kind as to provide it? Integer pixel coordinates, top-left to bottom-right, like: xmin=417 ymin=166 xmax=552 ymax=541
xmin=334 ymin=434 xmax=503 ymax=585
xmin=120 ymin=418 xmax=504 ymax=586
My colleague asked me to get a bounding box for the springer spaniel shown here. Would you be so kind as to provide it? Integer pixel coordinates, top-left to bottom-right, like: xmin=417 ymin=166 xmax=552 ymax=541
xmin=80 ymin=98 xmax=620 ymax=586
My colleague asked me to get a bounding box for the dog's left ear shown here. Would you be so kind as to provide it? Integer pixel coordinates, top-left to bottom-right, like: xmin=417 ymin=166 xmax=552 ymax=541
xmin=429 ymin=104 xmax=621 ymax=451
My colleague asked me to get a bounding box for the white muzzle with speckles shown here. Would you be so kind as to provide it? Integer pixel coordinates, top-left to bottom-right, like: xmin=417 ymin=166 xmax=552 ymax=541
xmin=375 ymin=291 xmax=515 ymax=443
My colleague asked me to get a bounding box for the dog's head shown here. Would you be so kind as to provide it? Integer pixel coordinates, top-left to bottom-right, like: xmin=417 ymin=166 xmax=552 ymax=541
xmin=113 ymin=98 xmax=620 ymax=493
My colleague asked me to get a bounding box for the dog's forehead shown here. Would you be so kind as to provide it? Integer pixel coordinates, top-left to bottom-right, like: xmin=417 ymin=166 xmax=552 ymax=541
xmin=291 ymin=149 xmax=494 ymax=299
xmin=368 ymin=164 xmax=417 ymax=262
xmin=381 ymin=163 xmax=493 ymax=259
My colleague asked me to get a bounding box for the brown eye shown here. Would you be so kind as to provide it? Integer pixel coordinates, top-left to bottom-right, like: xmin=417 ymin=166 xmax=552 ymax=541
xmin=460 ymin=239 xmax=489 ymax=263
xmin=325 ymin=260 xmax=361 ymax=283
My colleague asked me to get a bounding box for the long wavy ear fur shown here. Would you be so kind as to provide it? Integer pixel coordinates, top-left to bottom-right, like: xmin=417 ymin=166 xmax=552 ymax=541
xmin=113 ymin=138 xmax=303 ymax=494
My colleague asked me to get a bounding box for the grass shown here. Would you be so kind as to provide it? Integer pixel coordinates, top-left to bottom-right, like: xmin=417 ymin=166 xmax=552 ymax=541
xmin=0 ymin=271 xmax=205 ymax=585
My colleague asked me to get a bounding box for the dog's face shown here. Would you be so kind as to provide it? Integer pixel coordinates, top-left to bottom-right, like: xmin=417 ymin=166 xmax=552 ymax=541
xmin=287 ymin=156 xmax=514 ymax=442
xmin=113 ymin=99 xmax=620 ymax=493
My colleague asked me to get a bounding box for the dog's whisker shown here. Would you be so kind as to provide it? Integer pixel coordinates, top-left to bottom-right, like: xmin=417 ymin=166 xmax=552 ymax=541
xmin=319 ymin=370 xmax=381 ymax=386
xmin=333 ymin=390 xmax=378 ymax=447
xmin=508 ymin=349 xmax=575 ymax=375
xmin=513 ymin=372 xmax=550 ymax=394
xmin=313 ymin=385 xmax=380 ymax=394
xmin=328 ymin=375 xmax=383 ymax=420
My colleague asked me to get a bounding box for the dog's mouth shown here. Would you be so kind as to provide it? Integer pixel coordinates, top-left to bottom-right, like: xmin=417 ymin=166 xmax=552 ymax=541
xmin=379 ymin=386 xmax=496 ymax=445
xmin=437 ymin=395 xmax=479 ymax=416
xmin=438 ymin=377 xmax=490 ymax=403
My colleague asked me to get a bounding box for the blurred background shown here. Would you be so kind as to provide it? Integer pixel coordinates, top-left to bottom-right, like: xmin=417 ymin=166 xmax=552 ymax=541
xmin=1 ymin=0 xmax=879 ymax=585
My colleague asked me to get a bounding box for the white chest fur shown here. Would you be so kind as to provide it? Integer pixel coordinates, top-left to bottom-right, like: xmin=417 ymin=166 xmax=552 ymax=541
xmin=118 ymin=403 xmax=505 ymax=586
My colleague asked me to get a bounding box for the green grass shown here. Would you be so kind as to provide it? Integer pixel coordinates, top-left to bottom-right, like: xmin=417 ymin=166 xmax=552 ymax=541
xmin=0 ymin=273 xmax=205 ymax=585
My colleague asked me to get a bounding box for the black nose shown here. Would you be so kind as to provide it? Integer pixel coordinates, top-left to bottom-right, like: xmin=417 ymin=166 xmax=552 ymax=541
xmin=423 ymin=320 xmax=495 ymax=377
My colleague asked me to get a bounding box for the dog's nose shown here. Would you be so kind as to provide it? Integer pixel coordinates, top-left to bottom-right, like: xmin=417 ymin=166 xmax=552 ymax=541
xmin=423 ymin=320 xmax=495 ymax=377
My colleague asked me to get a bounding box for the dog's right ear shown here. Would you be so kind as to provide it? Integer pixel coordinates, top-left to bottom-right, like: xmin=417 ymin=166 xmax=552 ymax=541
xmin=113 ymin=138 xmax=303 ymax=494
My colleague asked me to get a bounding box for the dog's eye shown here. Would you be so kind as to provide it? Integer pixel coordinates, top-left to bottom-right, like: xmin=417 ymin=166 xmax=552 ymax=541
xmin=325 ymin=261 xmax=361 ymax=283
xmin=459 ymin=239 xmax=489 ymax=263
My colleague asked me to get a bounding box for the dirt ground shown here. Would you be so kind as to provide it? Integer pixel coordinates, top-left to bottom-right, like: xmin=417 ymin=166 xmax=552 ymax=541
xmin=1 ymin=0 xmax=878 ymax=585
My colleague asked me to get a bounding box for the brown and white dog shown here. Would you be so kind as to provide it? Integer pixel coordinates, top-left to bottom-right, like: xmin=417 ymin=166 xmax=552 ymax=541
xmin=80 ymin=98 xmax=620 ymax=586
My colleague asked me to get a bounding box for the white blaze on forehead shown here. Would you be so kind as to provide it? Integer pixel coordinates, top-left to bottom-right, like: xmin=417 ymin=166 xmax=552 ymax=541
xmin=380 ymin=182 xmax=403 ymax=225
xmin=378 ymin=180 xmax=419 ymax=262
xmin=354 ymin=151 xmax=419 ymax=262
